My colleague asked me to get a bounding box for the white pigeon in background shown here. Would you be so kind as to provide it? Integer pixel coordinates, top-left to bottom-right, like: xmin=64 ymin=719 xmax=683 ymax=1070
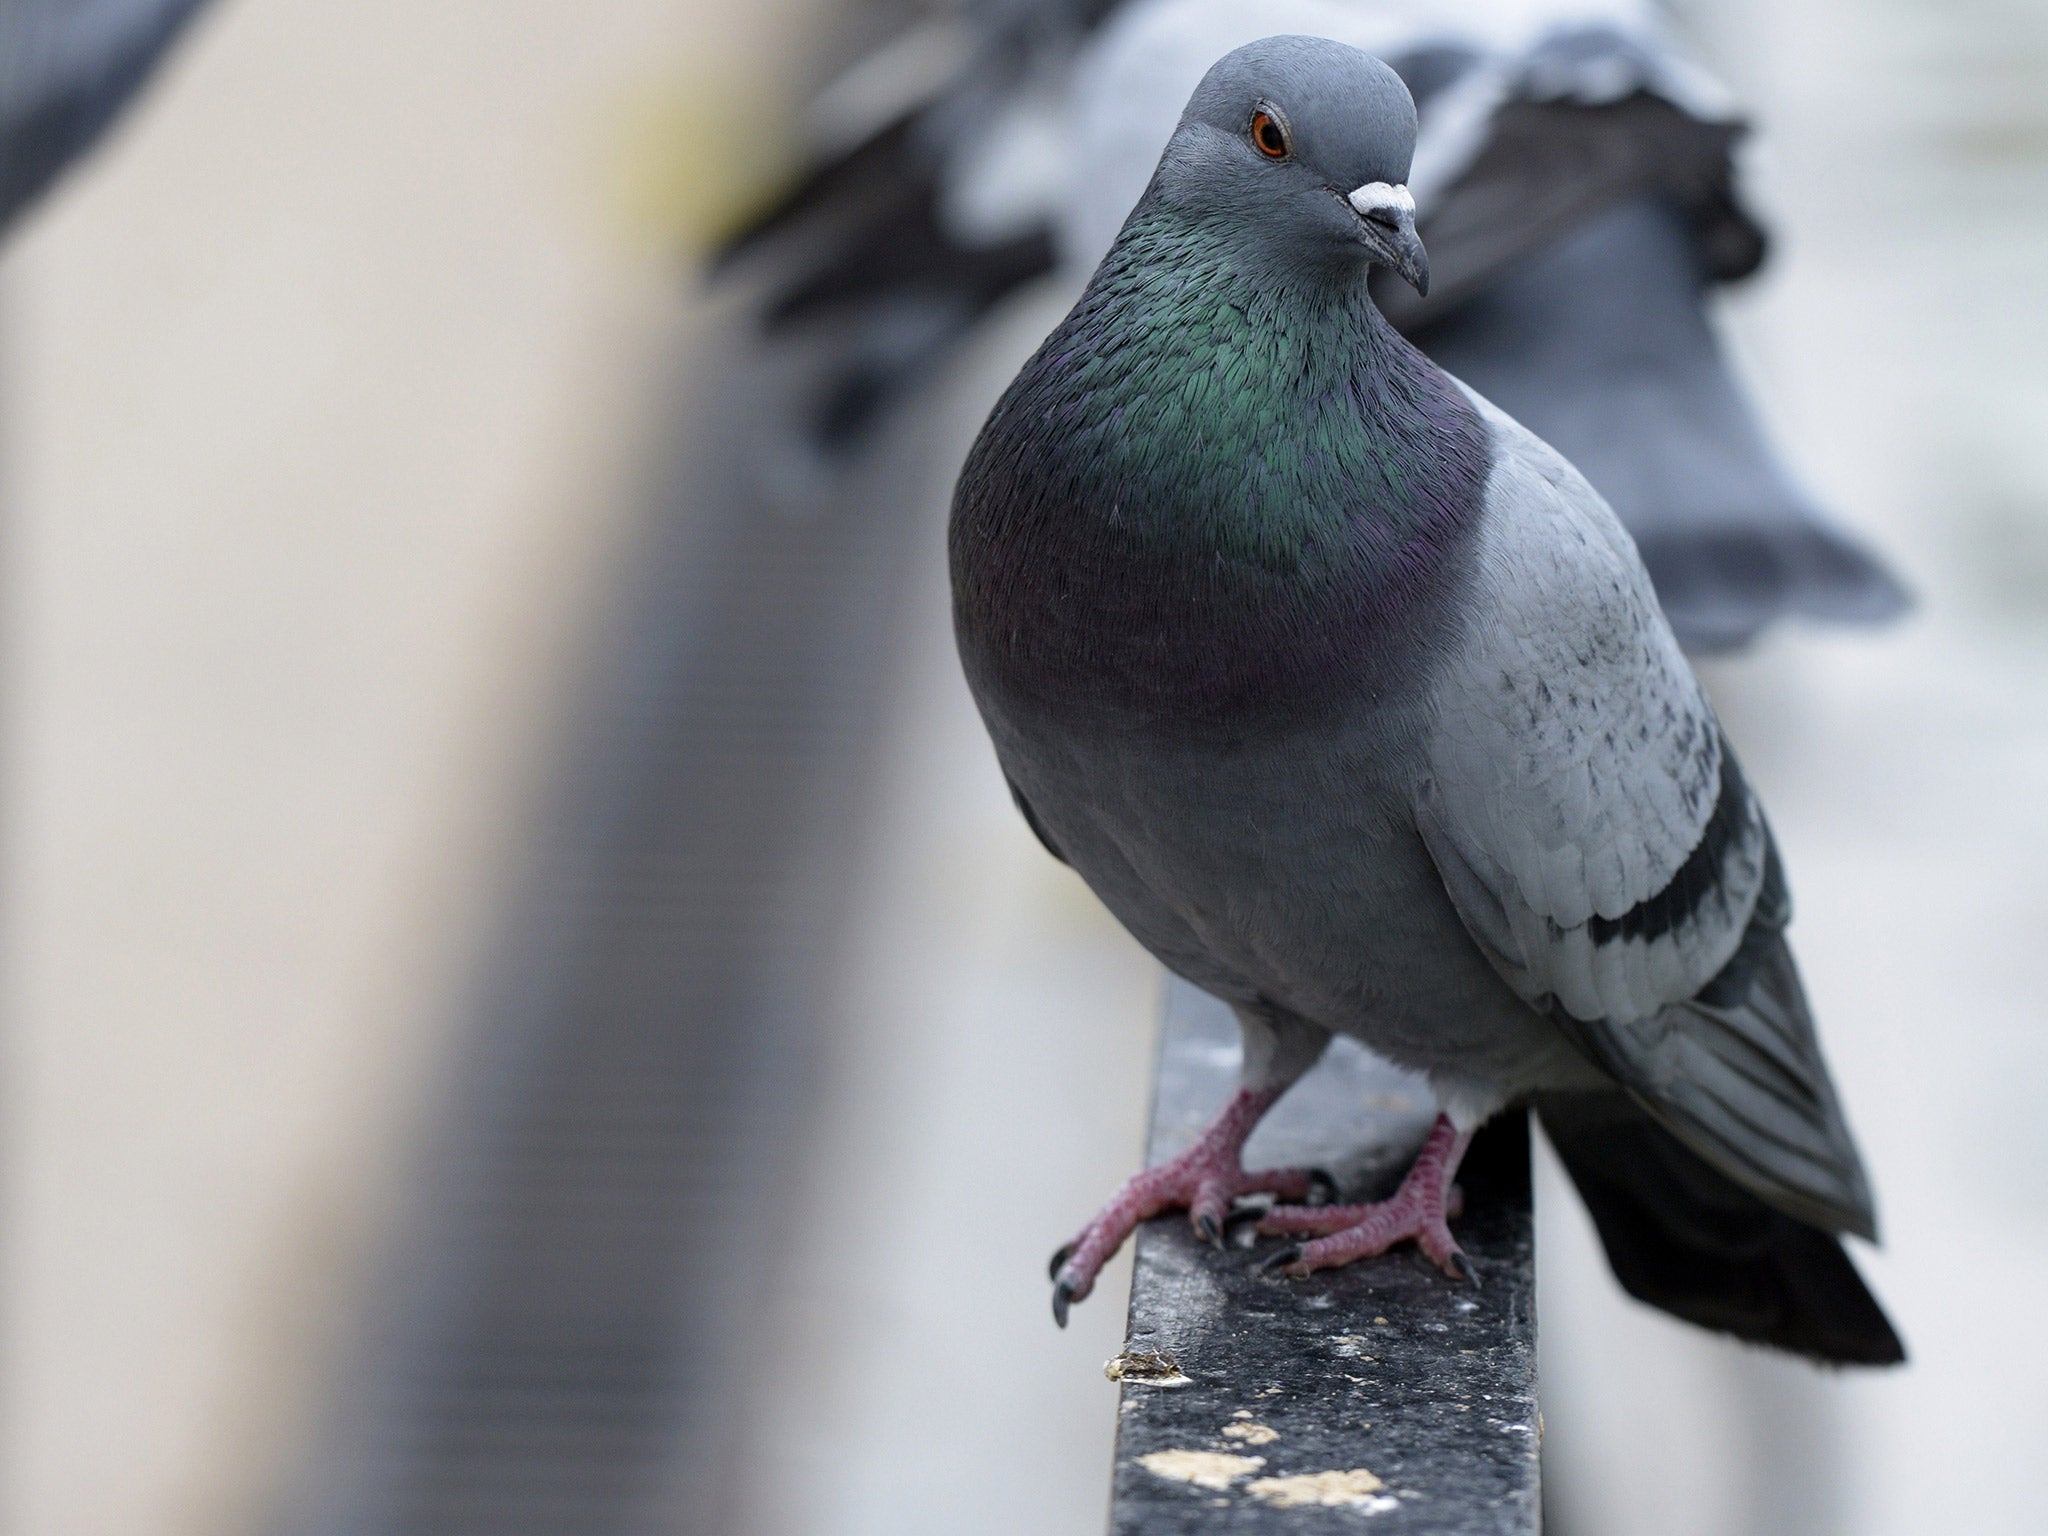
xmin=720 ymin=0 xmax=1910 ymax=652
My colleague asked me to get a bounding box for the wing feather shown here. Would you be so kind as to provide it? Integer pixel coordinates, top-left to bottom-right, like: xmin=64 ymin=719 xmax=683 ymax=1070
xmin=1419 ymin=394 xmax=1762 ymax=1024
xmin=1419 ymin=390 xmax=1876 ymax=1237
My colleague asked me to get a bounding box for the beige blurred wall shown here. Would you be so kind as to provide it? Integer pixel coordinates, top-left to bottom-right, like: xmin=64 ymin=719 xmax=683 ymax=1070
xmin=0 ymin=3 xmax=816 ymax=1532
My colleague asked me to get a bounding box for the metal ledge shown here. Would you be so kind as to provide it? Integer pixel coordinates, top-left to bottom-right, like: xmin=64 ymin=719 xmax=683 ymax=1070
xmin=1110 ymin=981 xmax=1539 ymax=1533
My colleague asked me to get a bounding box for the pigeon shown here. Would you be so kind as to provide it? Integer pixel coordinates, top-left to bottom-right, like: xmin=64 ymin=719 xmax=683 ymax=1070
xmin=722 ymin=0 xmax=1907 ymax=652
xmin=0 ymin=0 xmax=214 ymax=235
xmin=948 ymin=35 xmax=1904 ymax=1364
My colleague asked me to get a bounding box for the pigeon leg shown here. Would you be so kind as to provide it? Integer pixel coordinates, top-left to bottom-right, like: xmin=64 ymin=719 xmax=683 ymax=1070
xmin=1258 ymin=1114 xmax=1475 ymax=1280
xmin=1050 ymin=1086 xmax=1328 ymax=1326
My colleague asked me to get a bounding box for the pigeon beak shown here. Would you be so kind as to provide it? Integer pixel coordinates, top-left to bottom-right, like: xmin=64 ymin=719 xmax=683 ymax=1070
xmin=1347 ymin=181 xmax=1428 ymax=296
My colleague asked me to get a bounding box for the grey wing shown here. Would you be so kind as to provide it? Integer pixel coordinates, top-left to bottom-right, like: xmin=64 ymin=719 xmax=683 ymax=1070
xmin=1408 ymin=199 xmax=1908 ymax=653
xmin=1366 ymin=22 xmax=1908 ymax=652
xmin=710 ymin=3 xmax=1074 ymax=450
xmin=0 ymin=0 xmax=213 ymax=232
xmin=1419 ymin=394 xmax=1877 ymax=1237
xmin=1373 ymin=78 xmax=1766 ymax=334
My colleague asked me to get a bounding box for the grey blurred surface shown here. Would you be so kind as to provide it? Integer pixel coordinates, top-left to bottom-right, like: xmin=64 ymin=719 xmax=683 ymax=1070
xmin=0 ymin=4 xmax=828 ymax=1532
xmin=719 ymin=288 xmax=1161 ymax=1536
xmin=282 ymin=321 xmax=937 ymax=1536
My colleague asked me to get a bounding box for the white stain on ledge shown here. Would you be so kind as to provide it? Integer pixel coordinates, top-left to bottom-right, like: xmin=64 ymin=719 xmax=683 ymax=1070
xmin=1221 ymin=1420 xmax=1279 ymax=1446
xmin=1104 ymin=1349 xmax=1191 ymax=1386
xmin=1136 ymin=1449 xmax=1267 ymax=1490
xmin=1246 ymin=1467 xmax=1396 ymax=1511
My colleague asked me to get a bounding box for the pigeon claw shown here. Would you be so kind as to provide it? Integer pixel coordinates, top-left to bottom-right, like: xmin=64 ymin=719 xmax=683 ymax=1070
xmin=1048 ymin=1242 xmax=1075 ymax=1282
xmin=1221 ymin=1200 xmax=1270 ymax=1245
xmin=1258 ymin=1243 xmax=1306 ymax=1276
xmin=1042 ymin=1086 xmax=1318 ymax=1326
xmin=1255 ymin=1113 xmax=1474 ymax=1283
xmin=1052 ymin=1279 xmax=1078 ymax=1329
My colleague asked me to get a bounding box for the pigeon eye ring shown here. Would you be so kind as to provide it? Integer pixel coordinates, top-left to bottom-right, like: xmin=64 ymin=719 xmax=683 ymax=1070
xmin=1249 ymin=105 xmax=1291 ymax=159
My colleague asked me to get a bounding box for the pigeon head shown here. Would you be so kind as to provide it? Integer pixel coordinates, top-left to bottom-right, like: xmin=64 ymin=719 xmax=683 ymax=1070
xmin=1147 ymin=36 xmax=1428 ymax=295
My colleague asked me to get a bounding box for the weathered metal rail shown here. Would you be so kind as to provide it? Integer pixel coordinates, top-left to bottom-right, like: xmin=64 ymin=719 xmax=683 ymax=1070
xmin=1110 ymin=981 xmax=1540 ymax=1533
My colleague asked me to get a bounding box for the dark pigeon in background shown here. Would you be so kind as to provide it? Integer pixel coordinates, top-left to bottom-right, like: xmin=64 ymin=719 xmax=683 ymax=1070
xmin=0 ymin=0 xmax=214 ymax=234
xmin=949 ymin=35 xmax=1904 ymax=1365
xmin=721 ymin=0 xmax=1908 ymax=653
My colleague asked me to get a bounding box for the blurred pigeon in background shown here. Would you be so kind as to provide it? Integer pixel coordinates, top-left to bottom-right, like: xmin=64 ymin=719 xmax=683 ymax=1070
xmin=0 ymin=0 xmax=214 ymax=233
xmin=950 ymin=34 xmax=1903 ymax=1364
xmin=721 ymin=0 xmax=1910 ymax=652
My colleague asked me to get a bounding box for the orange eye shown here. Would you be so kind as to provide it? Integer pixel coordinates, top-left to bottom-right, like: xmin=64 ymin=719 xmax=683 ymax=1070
xmin=1250 ymin=109 xmax=1290 ymax=159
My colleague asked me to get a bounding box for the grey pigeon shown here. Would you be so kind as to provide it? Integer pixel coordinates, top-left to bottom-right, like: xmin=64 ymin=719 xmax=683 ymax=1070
xmin=0 ymin=0 xmax=214 ymax=234
xmin=723 ymin=0 xmax=1908 ymax=652
xmin=949 ymin=34 xmax=1903 ymax=1364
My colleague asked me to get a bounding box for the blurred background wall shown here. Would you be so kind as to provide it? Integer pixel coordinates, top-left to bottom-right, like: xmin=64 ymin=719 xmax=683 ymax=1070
xmin=1 ymin=1 xmax=2045 ymax=1534
xmin=0 ymin=3 xmax=827 ymax=1530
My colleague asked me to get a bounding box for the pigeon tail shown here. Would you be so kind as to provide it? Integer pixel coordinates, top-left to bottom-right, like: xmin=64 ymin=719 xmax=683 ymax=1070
xmin=1536 ymin=1089 xmax=1905 ymax=1365
xmin=1635 ymin=521 xmax=1912 ymax=654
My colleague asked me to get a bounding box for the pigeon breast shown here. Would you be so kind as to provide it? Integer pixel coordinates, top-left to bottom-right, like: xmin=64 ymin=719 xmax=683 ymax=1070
xmin=951 ymin=205 xmax=1493 ymax=737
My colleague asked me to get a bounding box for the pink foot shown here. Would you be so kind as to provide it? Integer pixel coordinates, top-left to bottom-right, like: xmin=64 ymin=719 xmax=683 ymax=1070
xmin=1051 ymin=1087 xmax=1333 ymax=1325
xmin=1257 ymin=1114 xmax=1476 ymax=1282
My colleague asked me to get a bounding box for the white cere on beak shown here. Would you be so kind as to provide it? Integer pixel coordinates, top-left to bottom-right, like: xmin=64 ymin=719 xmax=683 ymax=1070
xmin=1346 ymin=181 xmax=1416 ymax=221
